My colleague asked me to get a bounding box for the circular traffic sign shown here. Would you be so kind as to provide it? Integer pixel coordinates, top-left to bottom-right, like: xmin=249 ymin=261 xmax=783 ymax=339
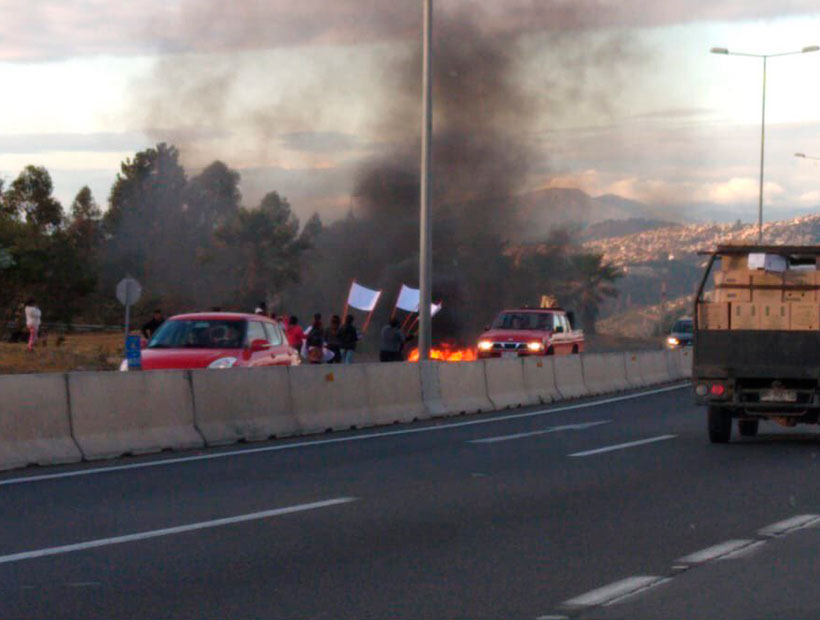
xmin=116 ymin=277 xmax=142 ymax=306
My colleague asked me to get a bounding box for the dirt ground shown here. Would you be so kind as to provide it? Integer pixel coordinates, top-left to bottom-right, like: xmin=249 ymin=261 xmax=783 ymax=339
xmin=0 ymin=332 xmax=123 ymax=374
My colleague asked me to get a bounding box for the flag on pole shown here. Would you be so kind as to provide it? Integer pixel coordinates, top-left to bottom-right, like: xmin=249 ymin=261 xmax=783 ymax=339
xmin=347 ymin=282 xmax=382 ymax=312
xmin=395 ymin=284 xmax=420 ymax=313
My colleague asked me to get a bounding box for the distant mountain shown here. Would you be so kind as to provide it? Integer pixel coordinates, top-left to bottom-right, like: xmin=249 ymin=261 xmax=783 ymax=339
xmin=581 ymin=218 xmax=677 ymax=241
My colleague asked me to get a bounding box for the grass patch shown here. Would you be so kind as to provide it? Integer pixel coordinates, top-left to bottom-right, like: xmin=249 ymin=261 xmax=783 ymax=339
xmin=0 ymin=332 xmax=124 ymax=374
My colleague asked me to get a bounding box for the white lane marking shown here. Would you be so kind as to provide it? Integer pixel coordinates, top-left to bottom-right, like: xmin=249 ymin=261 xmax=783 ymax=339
xmin=536 ymin=616 xmax=570 ymax=620
xmin=603 ymin=577 xmax=672 ymax=606
xmin=569 ymin=434 xmax=677 ymax=457
xmin=758 ymin=514 xmax=820 ymax=537
xmin=0 ymin=497 xmax=356 ymax=565
xmin=0 ymin=384 xmax=687 ymax=487
xmin=720 ymin=540 xmax=768 ymax=560
xmin=676 ymin=539 xmax=754 ymax=564
xmin=468 ymin=420 xmax=612 ymax=444
xmin=562 ymin=576 xmax=665 ymax=608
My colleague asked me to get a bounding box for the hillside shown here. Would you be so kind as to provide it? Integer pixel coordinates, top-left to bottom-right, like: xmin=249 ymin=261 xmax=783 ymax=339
xmin=584 ymin=213 xmax=820 ymax=267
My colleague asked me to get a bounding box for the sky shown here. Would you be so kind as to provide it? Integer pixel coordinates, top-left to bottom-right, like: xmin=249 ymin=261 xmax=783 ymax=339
xmin=3 ymin=0 xmax=820 ymax=224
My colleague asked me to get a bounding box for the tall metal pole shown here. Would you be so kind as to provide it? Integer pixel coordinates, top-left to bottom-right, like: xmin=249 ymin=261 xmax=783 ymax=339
xmin=418 ymin=0 xmax=433 ymax=360
xmin=758 ymin=56 xmax=767 ymax=244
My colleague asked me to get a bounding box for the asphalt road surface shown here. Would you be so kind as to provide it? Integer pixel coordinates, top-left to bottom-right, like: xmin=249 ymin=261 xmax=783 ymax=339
xmin=3 ymin=383 xmax=820 ymax=620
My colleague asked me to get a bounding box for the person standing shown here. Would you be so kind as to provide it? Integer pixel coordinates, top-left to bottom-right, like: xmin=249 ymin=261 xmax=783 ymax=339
xmin=380 ymin=318 xmax=406 ymax=362
xmin=286 ymin=316 xmax=305 ymax=350
xmin=141 ymin=309 xmax=165 ymax=340
xmin=325 ymin=315 xmax=342 ymax=363
xmin=305 ymin=314 xmax=325 ymax=364
xmin=24 ymin=298 xmax=41 ymax=351
xmin=338 ymin=314 xmax=360 ymax=364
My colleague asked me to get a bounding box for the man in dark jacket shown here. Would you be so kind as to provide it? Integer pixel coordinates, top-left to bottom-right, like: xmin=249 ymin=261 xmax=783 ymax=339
xmin=380 ymin=318 xmax=406 ymax=362
xmin=141 ymin=309 xmax=165 ymax=340
xmin=337 ymin=314 xmax=359 ymax=364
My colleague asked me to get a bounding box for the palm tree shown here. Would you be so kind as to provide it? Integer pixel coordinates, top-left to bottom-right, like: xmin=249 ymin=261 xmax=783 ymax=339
xmin=566 ymin=253 xmax=622 ymax=334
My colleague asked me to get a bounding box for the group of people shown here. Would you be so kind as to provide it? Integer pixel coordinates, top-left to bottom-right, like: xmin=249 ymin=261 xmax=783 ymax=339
xmin=253 ymin=304 xmax=360 ymax=364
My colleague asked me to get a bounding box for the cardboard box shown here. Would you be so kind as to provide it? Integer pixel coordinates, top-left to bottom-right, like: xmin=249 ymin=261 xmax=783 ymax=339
xmin=715 ymin=271 xmax=751 ymax=286
xmin=698 ymin=302 xmax=729 ymax=330
xmin=731 ymin=303 xmax=759 ymax=330
xmin=783 ymin=271 xmax=818 ymax=302
xmin=760 ymin=304 xmax=789 ymax=330
xmin=714 ymin=271 xmax=752 ymax=302
xmin=721 ymin=255 xmax=747 ymax=271
xmin=752 ymin=271 xmax=784 ymax=302
xmin=789 ymin=303 xmax=820 ymax=331
xmin=716 ymin=287 xmax=752 ymax=303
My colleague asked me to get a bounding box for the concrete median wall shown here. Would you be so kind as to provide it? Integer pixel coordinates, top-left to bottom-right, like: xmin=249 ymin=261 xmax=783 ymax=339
xmin=0 ymin=373 xmax=81 ymax=471
xmin=582 ymin=353 xmax=629 ymax=395
xmin=191 ymin=366 xmax=298 ymax=445
xmin=638 ymin=351 xmax=672 ymax=385
xmin=364 ymin=362 xmax=427 ymax=425
xmin=553 ymin=355 xmax=589 ymax=399
xmin=68 ymin=371 xmax=204 ymax=460
xmin=437 ymin=361 xmax=493 ymax=414
xmin=624 ymin=352 xmax=646 ymax=388
xmin=484 ymin=358 xmax=535 ymax=410
xmin=522 ymin=357 xmax=560 ymax=404
xmin=288 ymin=364 xmax=372 ymax=433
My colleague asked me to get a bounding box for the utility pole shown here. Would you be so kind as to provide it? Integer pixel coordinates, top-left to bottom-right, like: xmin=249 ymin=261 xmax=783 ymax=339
xmin=418 ymin=0 xmax=433 ymax=360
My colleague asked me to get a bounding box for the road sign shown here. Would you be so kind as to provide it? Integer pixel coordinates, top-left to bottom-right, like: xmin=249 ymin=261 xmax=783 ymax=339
xmin=116 ymin=278 xmax=142 ymax=306
xmin=125 ymin=334 xmax=142 ymax=370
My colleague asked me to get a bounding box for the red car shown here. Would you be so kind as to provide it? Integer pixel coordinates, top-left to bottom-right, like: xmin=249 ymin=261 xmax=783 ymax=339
xmin=120 ymin=312 xmax=300 ymax=370
xmin=476 ymin=308 xmax=584 ymax=358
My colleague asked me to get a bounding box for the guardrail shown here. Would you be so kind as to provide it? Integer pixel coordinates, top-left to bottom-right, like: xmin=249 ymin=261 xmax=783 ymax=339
xmin=0 ymin=349 xmax=692 ymax=471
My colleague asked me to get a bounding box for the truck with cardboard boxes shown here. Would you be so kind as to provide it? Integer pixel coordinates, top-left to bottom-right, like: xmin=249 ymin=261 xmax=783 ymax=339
xmin=694 ymin=245 xmax=820 ymax=442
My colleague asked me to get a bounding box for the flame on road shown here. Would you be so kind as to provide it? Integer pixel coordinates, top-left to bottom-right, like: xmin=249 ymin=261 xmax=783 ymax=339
xmin=408 ymin=345 xmax=478 ymax=362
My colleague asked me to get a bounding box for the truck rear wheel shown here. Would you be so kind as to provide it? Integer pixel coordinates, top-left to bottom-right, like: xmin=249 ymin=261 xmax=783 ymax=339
xmin=738 ymin=419 xmax=759 ymax=437
xmin=708 ymin=406 xmax=732 ymax=443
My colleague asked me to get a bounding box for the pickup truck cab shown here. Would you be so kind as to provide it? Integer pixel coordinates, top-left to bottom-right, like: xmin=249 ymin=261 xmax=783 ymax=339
xmin=694 ymin=245 xmax=820 ymax=442
xmin=476 ymin=308 xmax=584 ymax=358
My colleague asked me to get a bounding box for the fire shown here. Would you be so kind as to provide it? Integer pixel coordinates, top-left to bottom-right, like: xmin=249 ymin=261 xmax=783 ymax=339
xmin=408 ymin=344 xmax=478 ymax=362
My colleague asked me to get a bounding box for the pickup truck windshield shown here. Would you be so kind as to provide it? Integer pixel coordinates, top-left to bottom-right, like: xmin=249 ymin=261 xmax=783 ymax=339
xmin=492 ymin=312 xmax=552 ymax=330
xmin=672 ymin=319 xmax=693 ymax=334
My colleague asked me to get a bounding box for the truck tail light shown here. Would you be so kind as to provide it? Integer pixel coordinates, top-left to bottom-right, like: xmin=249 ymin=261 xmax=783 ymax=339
xmin=709 ymin=384 xmax=726 ymax=397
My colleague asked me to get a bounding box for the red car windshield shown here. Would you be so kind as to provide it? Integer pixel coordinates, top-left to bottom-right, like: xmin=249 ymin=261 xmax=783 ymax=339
xmin=148 ymin=319 xmax=247 ymax=349
xmin=492 ymin=312 xmax=552 ymax=330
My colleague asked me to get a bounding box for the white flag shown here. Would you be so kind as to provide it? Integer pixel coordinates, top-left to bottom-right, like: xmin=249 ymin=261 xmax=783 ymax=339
xmin=347 ymin=282 xmax=382 ymax=312
xmin=395 ymin=284 xmax=420 ymax=312
xmin=431 ymin=302 xmax=443 ymax=317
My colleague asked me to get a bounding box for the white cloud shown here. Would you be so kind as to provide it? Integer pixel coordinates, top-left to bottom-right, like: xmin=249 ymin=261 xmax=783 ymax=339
xmin=694 ymin=177 xmax=785 ymax=204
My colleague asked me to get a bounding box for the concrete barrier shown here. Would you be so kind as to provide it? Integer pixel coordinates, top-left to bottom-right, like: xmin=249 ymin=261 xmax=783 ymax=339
xmin=364 ymin=362 xmax=427 ymax=425
xmin=638 ymin=350 xmax=672 ymax=385
xmin=678 ymin=348 xmax=693 ymax=379
xmin=0 ymin=373 xmax=82 ymax=471
xmin=419 ymin=361 xmax=447 ymax=417
xmin=624 ymin=352 xmax=646 ymax=388
xmin=522 ymin=357 xmax=561 ymax=404
xmin=437 ymin=361 xmax=493 ymax=414
xmin=68 ymin=371 xmax=204 ymax=460
xmin=191 ymin=367 xmax=298 ymax=446
xmin=582 ymin=353 xmax=629 ymax=395
xmin=553 ymin=355 xmax=589 ymax=399
xmin=484 ymin=358 xmax=535 ymax=409
xmin=288 ymin=364 xmax=372 ymax=433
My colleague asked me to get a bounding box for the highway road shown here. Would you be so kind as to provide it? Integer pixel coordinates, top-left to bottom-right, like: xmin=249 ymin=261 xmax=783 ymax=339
xmin=2 ymin=382 xmax=820 ymax=619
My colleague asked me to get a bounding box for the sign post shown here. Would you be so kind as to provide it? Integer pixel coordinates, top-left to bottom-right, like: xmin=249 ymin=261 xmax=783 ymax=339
xmin=116 ymin=276 xmax=142 ymax=338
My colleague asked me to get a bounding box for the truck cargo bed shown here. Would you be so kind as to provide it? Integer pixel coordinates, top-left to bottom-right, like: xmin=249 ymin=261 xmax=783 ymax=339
xmin=695 ymin=330 xmax=820 ymax=379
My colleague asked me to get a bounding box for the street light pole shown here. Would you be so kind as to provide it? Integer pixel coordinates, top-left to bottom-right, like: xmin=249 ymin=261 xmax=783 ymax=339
xmin=711 ymin=45 xmax=819 ymax=244
xmin=758 ymin=56 xmax=766 ymax=244
xmin=418 ymin=0 xmax=433 ymax=361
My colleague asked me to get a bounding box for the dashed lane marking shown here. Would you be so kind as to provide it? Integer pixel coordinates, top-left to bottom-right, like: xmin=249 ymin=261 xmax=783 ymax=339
xmin=0 ymin=497 xmax=357 ymax=565
xmin=758 ymin=514 xmax=820 ymax=538
xmin=468 ymin=420 xmax=612 ymax=444
xmin=562 ymin=576 xmax=667 ymax=608
xmin=568 ymin=434 xmax=677 ymax=457
xmin=676 ymin=539 xmax=755 ymax=565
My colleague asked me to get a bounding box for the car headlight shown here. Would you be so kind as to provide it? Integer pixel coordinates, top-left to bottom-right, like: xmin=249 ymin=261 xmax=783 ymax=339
xmin=208 ymin=357 xmax=238 ymax=369
xmin=477 ymin=340 xmax=493 ymax=351
xmin=527 ymin=341 xmax=544 ymax=352
xmin=119 ymin=359 xmax=129 ymax=372
xmin=667 ymin=337 xmax=679 ymax=346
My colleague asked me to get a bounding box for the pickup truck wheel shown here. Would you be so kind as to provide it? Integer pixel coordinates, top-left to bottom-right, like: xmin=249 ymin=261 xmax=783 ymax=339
xmin=546 ymin=347 xmax=554 ymax=356
xmin=572 ymin=345 xmax=579 ymax=354
xmin=708 ymin=406 xmax=732 ymax=443
xmin=738 ymin=419 xmax=759 ymax=437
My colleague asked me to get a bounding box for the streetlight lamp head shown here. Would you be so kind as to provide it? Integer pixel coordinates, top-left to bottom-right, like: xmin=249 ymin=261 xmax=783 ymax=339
xmin=711 ymin=47 xmax=729 ymax=54
xmin=802 ymin=45 xmax=820 ymax=53
xmin=795 ymin=153 xmax=807 ymax=158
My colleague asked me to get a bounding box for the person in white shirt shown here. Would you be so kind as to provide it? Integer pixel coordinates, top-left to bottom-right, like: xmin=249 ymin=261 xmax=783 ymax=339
xmin=24 ymin=298 xmax=41 ymax=351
